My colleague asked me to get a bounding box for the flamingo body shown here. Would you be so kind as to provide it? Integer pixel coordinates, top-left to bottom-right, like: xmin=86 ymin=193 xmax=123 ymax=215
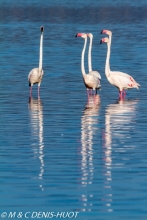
xmin=28 ymin=68 xmax=44 ymax=86
xmin=83 ymin=73 xmax=100 ymax=90
xmin=107 ymin=71 xmax=140 ymax=91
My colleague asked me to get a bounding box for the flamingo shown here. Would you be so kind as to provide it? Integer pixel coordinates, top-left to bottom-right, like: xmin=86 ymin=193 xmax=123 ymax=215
xmin=100 ymin=36 xmax=140 ymax=99
xmin=28 ymin=26 xmax=44 ymax=98
xmin=87 ymin=33 xmax=101 ymax=92
xmin=76 ymin=33 xmax=101 ymax=97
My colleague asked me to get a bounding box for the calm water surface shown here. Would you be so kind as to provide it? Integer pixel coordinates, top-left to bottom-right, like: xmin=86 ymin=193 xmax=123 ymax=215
xmin=0 ymin=1 xmax=147 ymax=220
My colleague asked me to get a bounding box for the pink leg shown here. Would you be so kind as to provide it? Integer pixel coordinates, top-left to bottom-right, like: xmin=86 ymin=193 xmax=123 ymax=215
xmin=30 ymin=86 xmax=32 ymax=98
xmin=87 ymin=90 xmax=90 ymax=103
xmin=93 ymin=89 xmax=98 ymax=103
xmin=119 ymin=91 xmax=123 ymax=99
xmin=123 ymin=90 xmax=126 ymax=97
xmin=38 ymin=86 xmax=40 ymax=97
xmin=93 ymin=89 xmax=96 ymax=98
xmin=87 ymin=90 xmax=90 ymax=97
xmin=88 ymin=89 xmax=92 ymax=95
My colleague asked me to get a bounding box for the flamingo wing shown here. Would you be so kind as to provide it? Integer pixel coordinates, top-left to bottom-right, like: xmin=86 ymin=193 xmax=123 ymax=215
xmin=89 ymin=71 xmax=101 ymax=80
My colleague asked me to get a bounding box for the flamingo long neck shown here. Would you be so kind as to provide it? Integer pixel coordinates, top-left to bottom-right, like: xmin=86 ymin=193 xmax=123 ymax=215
xmin=81 ymin=37 xmax=87 ymax=77
xmin=105 ymin=40 xmax=111 ymax=78
xmin=108 ymin=34 xmax=112 ymax=72
xmin=109 ymin=34 xmax=112 ymax=47
xmin=88 ymin=35 xmax=93 ymax=72
xmin=39 ymin=31 xmax=43 ymax=71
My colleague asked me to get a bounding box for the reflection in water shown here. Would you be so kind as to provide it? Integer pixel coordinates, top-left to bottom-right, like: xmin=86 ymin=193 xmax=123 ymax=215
xmin=102 ymin=99 xmax=138 ymax=212
xmin=28 ymin=98 xmax=44 ymax=191
xmin=80 ymin=95 xmax=100 ymax=212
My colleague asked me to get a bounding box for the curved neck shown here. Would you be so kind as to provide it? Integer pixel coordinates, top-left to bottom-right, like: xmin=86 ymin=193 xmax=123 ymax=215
xmin=39 ymin=32 xmax=43 ymax=71
xmin=105 ymin=40 xmax=111 ymax=77
xmin=88 ymin=36 xmax=92 ymax=72
xmin=81 ymin=37 xmax=87 ymax=76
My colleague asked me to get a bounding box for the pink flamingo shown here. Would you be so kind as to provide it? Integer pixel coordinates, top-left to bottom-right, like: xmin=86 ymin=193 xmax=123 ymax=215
xmin=76 ymin=33 xmax=101 ymax=97
xmin=28 ymin=27 xmax=44 ymax=98
xmin=100 ymin=34 xmax=140 ymax=99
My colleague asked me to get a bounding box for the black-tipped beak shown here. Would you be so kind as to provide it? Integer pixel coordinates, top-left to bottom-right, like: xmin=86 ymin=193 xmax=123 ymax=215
xmin=101 ymin=30 xmax=103 ymax=34
xmin=41 ymin=26 xmax=44 ymax=32
xmin=100 ymin=40 xmax=103 ymax=44
xmin=75 ymin=34 xmax=78 ymax=38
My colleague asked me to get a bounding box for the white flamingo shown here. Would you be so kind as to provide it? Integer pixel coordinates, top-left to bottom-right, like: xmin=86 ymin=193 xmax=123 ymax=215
xmin=87 ymin=33 xmax=101 ymax=83
xmin=76 ymin=33 xmax=101 ymax=96
xmin=28 ymin=26 xmax=44 ymax=98
xmin=100 ymin=34 xmax=140 ymax=99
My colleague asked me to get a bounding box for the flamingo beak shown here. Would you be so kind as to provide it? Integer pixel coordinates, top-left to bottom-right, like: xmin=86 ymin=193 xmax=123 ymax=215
xmin=40 ymin=26 xmax=44 ymax=32
xmin=75 ymin=33 xmax=80 ymax=38
xmin=75 ymin=33 xmax=83 ymax=38
xmin=100 ymin=39 xmax=103 ymax=44
xmin=101 ymin=30 xmax=107 ymax=34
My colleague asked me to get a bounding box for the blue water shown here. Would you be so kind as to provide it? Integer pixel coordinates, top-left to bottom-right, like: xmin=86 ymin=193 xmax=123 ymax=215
xmin=0 ymin=1 xmax=147 ymax=220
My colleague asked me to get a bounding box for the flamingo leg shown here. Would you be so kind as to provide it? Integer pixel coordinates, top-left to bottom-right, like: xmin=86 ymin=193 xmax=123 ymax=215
xmin=93 ymin=89 xmax=96 ymax=103
xmin=86 ymin=90 xmax=90 ymax=104
xmin=123 ymin=90 xmax=126 ymax=97
xmin=87 ymin=89 xmax=90 ymax=97
xmin=30 ymin=86 xmax=32 ymax=98
xmin=90 ymin=89 xmax=92 ymax=95
xmin=38 ymin=86 xmax=40 ymax=97
xmin=119 ymin=91 xmax=123 ymax=99
xmin=94 ymin=89 xmax=96 ymax=96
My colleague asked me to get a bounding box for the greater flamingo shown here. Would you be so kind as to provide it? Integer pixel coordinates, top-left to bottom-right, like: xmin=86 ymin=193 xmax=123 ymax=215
xmin=100 ymin=36 xmax=140 ymax=99
xmin=28 ymin=26 xmax=44 ymax=98
xmin=76 ymin=33 xmax=101 ymax=97
xmin=87 ymin=33 xmax=101 ymax=82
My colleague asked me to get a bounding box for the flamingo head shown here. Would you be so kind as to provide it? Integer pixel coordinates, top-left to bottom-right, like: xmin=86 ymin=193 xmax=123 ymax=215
xmin=101 ymin=29 xmax=112 ymax=36
xmin=100 ymin=37 xmax=109 ymax=44
xmin=40 ymin=26 xmax=44 ymax=32
xmin=86 ymin=33 xmax=93 ymax=38
xmin=75 ymin=33 xmax=87 ymax=39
